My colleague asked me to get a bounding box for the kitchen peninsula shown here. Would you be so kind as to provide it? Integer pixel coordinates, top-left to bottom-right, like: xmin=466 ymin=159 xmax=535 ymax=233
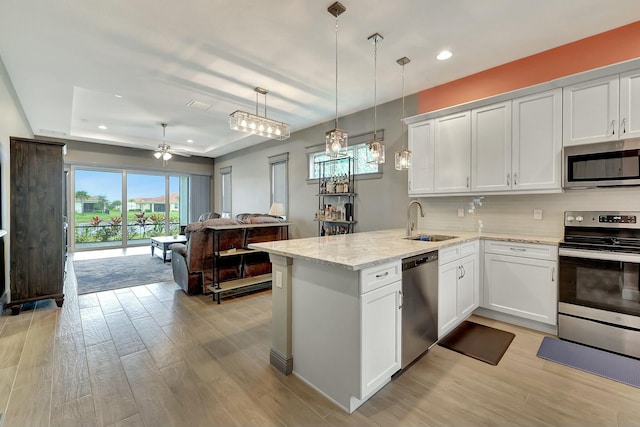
xmin=250 ymin=229 xmax=560 ymax=413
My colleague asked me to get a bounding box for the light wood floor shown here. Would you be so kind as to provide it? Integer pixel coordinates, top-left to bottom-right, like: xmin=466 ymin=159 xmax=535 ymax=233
xmin=2 ymin=260 xmax=640 ymax=427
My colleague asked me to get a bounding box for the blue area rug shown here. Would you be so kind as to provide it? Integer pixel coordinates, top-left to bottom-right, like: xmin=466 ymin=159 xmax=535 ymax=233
xmin=73 ymin=254 xmax=174 ymax=295
xmin=536 ymin=336 xmax=640 ymax=388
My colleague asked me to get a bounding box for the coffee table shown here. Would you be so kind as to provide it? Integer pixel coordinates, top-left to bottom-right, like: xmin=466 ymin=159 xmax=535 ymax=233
xmin=151 ymin=235 xmax=187 ymax=263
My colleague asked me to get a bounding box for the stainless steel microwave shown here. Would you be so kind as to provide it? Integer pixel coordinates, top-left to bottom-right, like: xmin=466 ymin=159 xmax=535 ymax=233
xmin=563 ymin=138 xmax=640 ymax=188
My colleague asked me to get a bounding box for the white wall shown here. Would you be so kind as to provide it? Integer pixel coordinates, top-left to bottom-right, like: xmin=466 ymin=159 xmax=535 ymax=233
xmin=214 ymin=95 xmax=419 ymax=239
xmin=0 ymin=56 xmax=34 ymax=302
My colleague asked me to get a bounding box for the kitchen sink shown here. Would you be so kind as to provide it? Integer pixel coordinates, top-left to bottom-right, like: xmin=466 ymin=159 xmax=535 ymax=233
xmin=405 ymin=234 xmax=457 ymax=242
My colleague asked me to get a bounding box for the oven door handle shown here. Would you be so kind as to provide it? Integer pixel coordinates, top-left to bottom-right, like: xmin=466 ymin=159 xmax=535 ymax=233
xmin=559 ymin=247 xmax=640 ymax=263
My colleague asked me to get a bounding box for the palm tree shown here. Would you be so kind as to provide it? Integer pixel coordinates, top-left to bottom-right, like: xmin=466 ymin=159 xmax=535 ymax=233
xmin=75 ymin=190 xmax=89 ymax=214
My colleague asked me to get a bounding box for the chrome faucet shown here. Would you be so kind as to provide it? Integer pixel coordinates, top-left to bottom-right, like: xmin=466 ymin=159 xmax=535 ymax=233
xmin=406 ymin=200 xmax=425 ymax=237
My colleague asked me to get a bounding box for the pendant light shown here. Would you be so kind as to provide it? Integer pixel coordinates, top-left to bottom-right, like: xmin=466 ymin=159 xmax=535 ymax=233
xmin=229 ymin=87 xmax=290 ymax=140
xmin=395 ymin=57 xmax=412 ymax=170
xmin=325 ymin=2 xmax=348 ymax=157
xmin=367 ymin=33 xmax=385 ymax=164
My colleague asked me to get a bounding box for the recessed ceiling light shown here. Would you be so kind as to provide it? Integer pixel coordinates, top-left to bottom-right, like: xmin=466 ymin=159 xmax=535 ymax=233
xmin=436 ymin=50 xmax=453 ymax=61
xmin=187 ymin=139 xmax=194 ymax=143
xmin=114 ymin=94 xmax=122 ymax=98
xmin=98 ymin=125 xmax=108 ymax=130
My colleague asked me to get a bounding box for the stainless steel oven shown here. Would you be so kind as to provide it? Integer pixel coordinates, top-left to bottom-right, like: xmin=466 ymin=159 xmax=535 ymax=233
xmin=558 ymin=211 xmax=640 ymax=358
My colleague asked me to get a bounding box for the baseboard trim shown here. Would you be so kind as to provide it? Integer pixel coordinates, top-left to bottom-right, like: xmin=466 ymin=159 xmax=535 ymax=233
xmin=474 ymin=307 xmax=557 ymax=335
xmin=270 ymin=348 xmax=293 ymax=375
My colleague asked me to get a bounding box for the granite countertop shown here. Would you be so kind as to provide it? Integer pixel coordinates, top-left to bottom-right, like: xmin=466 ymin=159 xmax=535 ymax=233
xmin=249 ymin=229 xmax=562 ymax=271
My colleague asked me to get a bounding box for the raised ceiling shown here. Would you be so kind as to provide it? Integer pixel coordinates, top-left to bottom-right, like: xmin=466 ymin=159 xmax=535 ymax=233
xmin=1 ymin=1 xmax=640 ymax=158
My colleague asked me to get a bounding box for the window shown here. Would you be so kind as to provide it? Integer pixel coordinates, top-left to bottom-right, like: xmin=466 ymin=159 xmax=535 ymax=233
xmin=307 ymin=130 xmax=384 ymax=180
xmin=220 ymin=166 xmax=232 ymax=218
xmin=269 ymin=153 xmax=288 ymax=219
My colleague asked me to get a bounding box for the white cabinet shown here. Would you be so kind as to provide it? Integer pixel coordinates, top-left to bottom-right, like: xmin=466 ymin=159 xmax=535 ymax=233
xmin=471 ymin=102 xmax=512 ymax=192
xmin=563 ymin=72 xmax=640 ymax=146
xmin=291 ymin=259 xmax=402 ymax=413
xmin=411 ymin=89 xmax=561 ymax=196
xmin=360 ymin=280 xmax=401 ymax=397
xmin=483 ymin=241 xmax=558 ymax=326
xmin=408 ymin=120 xmax=435 ymax=195
xmin=620 ymin=69 xmax=640 ymax=139
xmin=512 ymin=89 xmax=562 ymax=191
xmin=434 ymin=112 xmax=471 ymax=193
xmin=438 ymin=241 xmax=479 ymax=338
xmin=563 ymin=75 xmax=618 ymax=146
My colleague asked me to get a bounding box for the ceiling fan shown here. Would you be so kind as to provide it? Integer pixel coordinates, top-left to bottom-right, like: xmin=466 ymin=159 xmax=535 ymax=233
xmin=153 ymin=123 xmax=191 ymax=165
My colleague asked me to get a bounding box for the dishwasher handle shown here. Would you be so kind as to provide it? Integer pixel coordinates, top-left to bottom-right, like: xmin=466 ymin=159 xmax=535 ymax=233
xmin=402 ymin=251 xmax=439 ymax=270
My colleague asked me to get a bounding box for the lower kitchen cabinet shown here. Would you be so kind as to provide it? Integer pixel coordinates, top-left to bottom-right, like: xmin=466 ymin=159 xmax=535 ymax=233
xmin=361 ymin=280 xmax=401 ymax=397
xmin=291 ymin=259 xmax=401 ymax=413
xmin=483 ymin=241 xmax=558 ymax=325
xmin=438 ymin=241 xmax=479 ymax=338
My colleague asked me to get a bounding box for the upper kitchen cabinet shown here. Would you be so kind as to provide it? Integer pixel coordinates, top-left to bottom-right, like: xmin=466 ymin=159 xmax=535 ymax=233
xmin=563 ymin=72 xmax=640 ymax=146
xmin=620 ymin=69 xmax=640 ymax=139
xmin=563 ymin=75 xmax=618 ymax=146
xmin=511 ymin=89 xmax=562 ymax=191
xmin=434 ymin=112 xmax=471 ymax=193
xmin=471 ymin=102 xmax=512 ymax=192
xmin=408 ymin=120 xmax=435 ymax=195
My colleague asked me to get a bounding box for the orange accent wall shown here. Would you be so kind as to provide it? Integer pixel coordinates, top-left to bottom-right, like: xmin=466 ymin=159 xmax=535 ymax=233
xmin=418 ymin=20 xmax=640 ymax=113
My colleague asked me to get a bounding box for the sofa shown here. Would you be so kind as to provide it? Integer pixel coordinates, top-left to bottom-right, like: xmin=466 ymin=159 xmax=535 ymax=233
xmin=170 ymin=213 xmax=289 ymax=296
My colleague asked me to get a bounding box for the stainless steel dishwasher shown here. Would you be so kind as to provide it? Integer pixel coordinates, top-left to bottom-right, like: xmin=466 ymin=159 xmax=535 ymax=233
xmin=401 ymin=251 xmax=438 ymax=369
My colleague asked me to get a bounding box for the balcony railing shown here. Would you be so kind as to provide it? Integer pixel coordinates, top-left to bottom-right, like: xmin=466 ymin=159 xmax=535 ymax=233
xmin=74 ymin=221 xmax=182 ymax=244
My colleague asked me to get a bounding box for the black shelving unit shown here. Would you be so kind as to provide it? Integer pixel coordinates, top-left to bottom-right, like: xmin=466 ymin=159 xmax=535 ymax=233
xmin=315 ymin=157 xmax=356 ymax=236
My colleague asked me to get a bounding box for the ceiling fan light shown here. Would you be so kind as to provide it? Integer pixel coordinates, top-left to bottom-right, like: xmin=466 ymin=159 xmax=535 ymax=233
xmin=163 ymin=152 xmax=172 ymax=161
xmin=153 ymin=151 xmax=162 ymax=159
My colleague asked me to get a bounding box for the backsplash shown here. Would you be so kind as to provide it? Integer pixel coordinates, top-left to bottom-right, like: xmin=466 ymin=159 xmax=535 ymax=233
xmin=416 ymin=187 xmax=640 ymax=237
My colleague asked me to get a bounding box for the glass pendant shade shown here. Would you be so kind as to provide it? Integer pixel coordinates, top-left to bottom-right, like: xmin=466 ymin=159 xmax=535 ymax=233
xmin=367 ymin=140 xmax=385 ymax=164
xmin=325 ymin=128 xmax=348 ymax=157
xmin=394 ymin=149 xmax=411 ymax=170
xmin=153 ymin=151 xmax=162 ymax=159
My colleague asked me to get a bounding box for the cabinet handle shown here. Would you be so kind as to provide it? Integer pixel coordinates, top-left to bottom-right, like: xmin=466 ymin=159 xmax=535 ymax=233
xmin=506 ymin=173 xmax=510 ymax=186
xmin=460 ymin=265 xmax=466 ymax=278
xmin=466 ymin=177 xmax=470 ymax=188
xmin=509 ymin=247 xmax=526 ymax=252
xmin=552 ymin=267 xmax=555 ymax=282
xmin=375 ymin=271 xmax=389 ymax=279
xmin=621 ymin=118 xmax=627 ymax=135
xmin=458 ymin=266 xmax=463 ymax=280
xmin=514 ymin=173 xmax=518 ymax=186
xmin=399 ymin=290 xmax=404 ymax=309
xmin=611 ymin=120 xmax=616 ymax=136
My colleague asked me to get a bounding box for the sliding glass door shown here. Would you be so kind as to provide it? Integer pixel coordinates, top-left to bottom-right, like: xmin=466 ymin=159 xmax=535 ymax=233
xmin=73 ymin=169 xmax=124 ymax=249
xmin=71 ymin=167 xmax=190 ymax=251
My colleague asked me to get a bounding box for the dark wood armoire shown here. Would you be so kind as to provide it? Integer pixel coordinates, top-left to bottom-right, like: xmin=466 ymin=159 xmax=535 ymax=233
xmin=8 ymin=137 xmax=65 ymax=314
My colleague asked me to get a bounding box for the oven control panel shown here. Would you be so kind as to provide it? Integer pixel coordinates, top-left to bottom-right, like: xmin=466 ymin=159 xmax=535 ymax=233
xmin=599 ymin=215 xmax=636 ymax=224
xmin=565 ymin=211 xmax=640 ymax=228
